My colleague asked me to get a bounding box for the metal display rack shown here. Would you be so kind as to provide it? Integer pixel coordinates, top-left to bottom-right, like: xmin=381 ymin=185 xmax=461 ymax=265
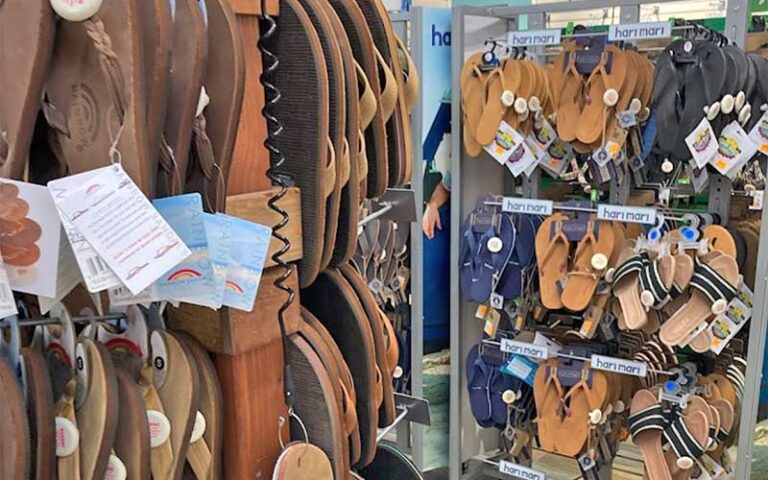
xmin=385 ymin=7 xmax=427 ymax=470
xmin=449 ymin=0 xmax=768 ymax=479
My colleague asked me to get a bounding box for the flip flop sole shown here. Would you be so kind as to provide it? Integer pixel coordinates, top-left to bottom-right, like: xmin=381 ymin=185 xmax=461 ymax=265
xmin=22 ymin=348 xmax=55 ymax=480
xmin=0 ymin=358 xmax=30 ymax=480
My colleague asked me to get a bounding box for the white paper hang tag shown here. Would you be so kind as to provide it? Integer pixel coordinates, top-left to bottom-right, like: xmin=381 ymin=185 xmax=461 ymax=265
xmin=748 ymin=110 xmax=768 ymax=155
xmin=48 ymin=168 xmax=122 ymax=293
xmin=0 ymin=178 xmax=65 ymax=297
xmin=218 ymin=213 xmax=272 ymax=312
xmin=152 ymin=194 xmax=215 ymax=304
xmin=38 ymin=234 xmax=82 ymax=315
xmin=710 ymin=121 xmax=758 ymax=176
xmin=0 ymin=253 xmax=18 ymax=319
xmin=686 ymin=118 xmax=718 ymax=169
xmin=483 ymin=121 xmax=526 ymax=165
xmin=108 ymin=285 xmax=158 ymax=309
xmin=56 ymin=165 xmax=191 ymax=295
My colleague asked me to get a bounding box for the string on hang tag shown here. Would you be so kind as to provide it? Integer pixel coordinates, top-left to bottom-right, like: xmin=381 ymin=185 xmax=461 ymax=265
xmin=278 ymin=409 xmax=311 ymax=463
xmin=106 ymin=105 xmax=125 ymax=166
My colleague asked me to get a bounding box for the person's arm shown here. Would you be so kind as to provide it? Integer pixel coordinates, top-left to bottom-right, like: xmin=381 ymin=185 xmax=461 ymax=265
xmin=423 ymin=180 xmax=451 ymax=239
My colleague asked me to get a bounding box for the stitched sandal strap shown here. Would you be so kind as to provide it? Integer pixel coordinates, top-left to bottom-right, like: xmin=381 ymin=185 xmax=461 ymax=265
xmin=689 ymin=258 xmax=738 ymax=305
xmin=613 ymin=254 xmax=646 ymax=285
xmin=663 ymin=416 xmax=706 ymax=461
xmin=640 ymin=259 xmax=671 ymax=308
xmin=628 ymin=404 xmax=666 ymax=437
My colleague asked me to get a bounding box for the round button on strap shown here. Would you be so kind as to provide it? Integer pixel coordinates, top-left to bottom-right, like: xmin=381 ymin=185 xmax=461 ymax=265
xmin=50 ymin=0 xmax=103 ymax=21
xmin=487 ymin=237 xmax=503 ymax=253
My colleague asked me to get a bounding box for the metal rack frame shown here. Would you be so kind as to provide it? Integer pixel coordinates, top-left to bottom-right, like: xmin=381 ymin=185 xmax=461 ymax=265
xmin=389 ymin=7 xmax=426 ymax=470
xmin=449 ymin=1 xmax=767 ymax=479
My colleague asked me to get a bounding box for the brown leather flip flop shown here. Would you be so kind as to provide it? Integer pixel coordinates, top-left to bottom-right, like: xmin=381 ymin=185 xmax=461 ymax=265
xmin=301 ymin=307 xmax=362 ymax=466
xmin=298 ymin=0 xmax=347 ymax=273
xmin=159 ymin=0 xmax=208 ymax=197
xmin=22 ymin=347 xmax=56 ymax=480
xmin=356 ymin=0 xmax=413 ymax=187
xmin=337 ymin=263 xmax=397 ymax=426
xmin=151 ymin=330 xmax=201 ymax=480
xmin=325 ymin=4 xmax=363 ymax=267
xmin=113 ymin=368 xmax=151 ymax=480
xmin=265 ymin=0 xmax=332 ymax=287
xmin=0 ymin=0 xmax=55 ymax=180
xmin=76 ymin=339 xmax=119 ymax=479
xmin=138 ymin=0 xmax=173 ymax=193
xmin=272 ymin=442 xmax=334 ymax=480
xmin=285 ymin=334 xmax=349 ymax=479
xmin=45 ymin=0 xmax=152 ymax=193
xmin=302 ymin=269 xmax=379 ymax=467
xmin=0 ymin=357 xmax=30 ymax=480
xmin=297 ymin=314 xmax=354 ymax=474
xmin=186 ymin=0 xmax=245 ymax=212
xmin=328 ymin=0 xmax=388 ymax=197
xmin=178 ymin=333 xmax=224 ymax=480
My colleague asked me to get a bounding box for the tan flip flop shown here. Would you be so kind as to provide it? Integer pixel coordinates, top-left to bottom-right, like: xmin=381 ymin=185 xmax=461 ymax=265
xmin=76 ymin=339 xmax=119 ymax=479
xmin=629 ymin=389 xmax=672 ymax=480
xmin=561 ymin=219 xmax=614 ymax=312
xmin=113 ymin=368 xmax=151 ymax=480
xmin=659 ymin=254 xmax=740 ymax=347
xmin=533 ymin=359 xmax=564 ymax=453
xmin=555 ymin=368 xmax=608 ymax=456
xmin=45 ymin=0 xmax=152 ymax=193
xmin=709 ymin=399 xmax=734 ymax=460
xmin=535 ymin=213 xmax=570 ymax=310
xmin=0 ymin=0 xmax=55 ymax=180
xmin=552 ymin=45 xmax=583 ymax=142
xmin=0 ymin=357 xmax=29 ymax=480
xmin=272 ymin=442 xmax=334 ymax=480
xmin=179 ymin=333 xmax=224 ymax=480
xmin=138 ymin=0 xmax=173 ymax=188
xmin=460 ymin=53 xmax=488 ymax=156
xmin=475 ymin=67 xmax=508 ymax=146
xmin=21 ymin=347 xmax=56 ymax=480
xmin=159 ymin=0 xmax=208 ymax=197
xmin=151 ymin=330 xmax=201 ymax=480
xmin=575 ymin=46 xmax=627 ymax=145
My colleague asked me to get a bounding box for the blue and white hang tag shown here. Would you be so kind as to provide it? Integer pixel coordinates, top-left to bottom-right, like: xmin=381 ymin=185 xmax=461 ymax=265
xmin=218 ymin=214 xmax=272 ymax=312
xmin=153 ymin=194 xmax=215 ymax=303
xmin=500 ymin=354 xmax=538 ymax=386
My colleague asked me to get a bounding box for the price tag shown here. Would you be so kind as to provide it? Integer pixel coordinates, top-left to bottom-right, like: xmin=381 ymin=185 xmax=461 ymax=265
xmin=48 ymin=168 xmax=121 ymax=292
xmin=498 ymin=460 xmax=546 ymax=480
xmin=220 ymin=214 xmax=272 ymax=312
xmin=686 ymin=118 xmax=718 ymax=169
xmin=56 ymin=165 xmax=191 ymax=295
xmin=710 ymin=121 xmax=758 ymax=176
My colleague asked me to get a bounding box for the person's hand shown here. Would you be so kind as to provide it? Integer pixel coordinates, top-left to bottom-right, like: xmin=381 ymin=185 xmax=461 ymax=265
xmin=422 ymin=203 xmax=442 ymax=239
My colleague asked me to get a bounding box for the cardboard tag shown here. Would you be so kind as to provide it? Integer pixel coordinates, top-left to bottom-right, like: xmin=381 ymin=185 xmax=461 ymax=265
xmin=748 ymin=110 xmax=768 ymax=155
xmin=501 ymin=355 xmax=538 ymax=385
xmin=507 ymin=28 xmax=561 ymax=47
xmin=501 ymin=197 xmax=553 ymax=216
xmin=0 ymin=178 xmax=67 ymax=297
xmin=500 ymin=338 xmax=550 ymax=361
xmin=541 ymin=138 xmax=572 ymax=178
xmin=0 ymin=253 xmax=17 ymax=319
xmin=711 ymin=121 xmax=758 ymax=176
xmin=484 ymin=121 xmax=526 ymax=165
xmin=499 ymin=460 xmax=546 ymax=480
xmin=597 ymin=204 xmax=657 ymax=224
xmin=220 ymin=214 xmax=271 ymax=312
xmin=591 ymin=354 xmax=648 ymax=377
xmin=686 ymin=118 xmax=718 ymax=169
xmin=750 ymin=190 xmax=764 ymax=210
xmin=475 ymin=303 xmax=489 ymax=320
xmin=48 ymin=168 xmax=122 ymax=292
xmin=153 ymin=194 xmax=215 ymax=304
xmin=56 ymin=165 xmax=191 ymax=295
xmin=687 ymin=161 xmax=710 ymax=194
xmin=38 ymin=234 xmax=82 ymax=315
xmin=708 ymin=285 xmax=753 ymax=354
xmin=532 ymin=118 xmax=557 ymax=150
xmin=483 ymin=308 xmax=501 ymax=337
xmin=608 ymin=21 xmax=672 ymax=41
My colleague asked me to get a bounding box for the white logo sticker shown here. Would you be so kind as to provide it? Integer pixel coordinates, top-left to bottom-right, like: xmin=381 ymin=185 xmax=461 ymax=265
xmin=507 ymin=29 xmax=562 ymax=47
xmin=597 ymin=204 xmax=657 ymax=225
xmin=501 ymin=197 xmax=553 ymax=216
xmin=500 ymin=339 xmax=550 ymax=361
xmin=590 ymin=354 xmax=648 ymax=377
xmin=499 ymin=460 xmax=547 ymax=480
xmin=608 ymin=21 xmax=672 ymax=41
